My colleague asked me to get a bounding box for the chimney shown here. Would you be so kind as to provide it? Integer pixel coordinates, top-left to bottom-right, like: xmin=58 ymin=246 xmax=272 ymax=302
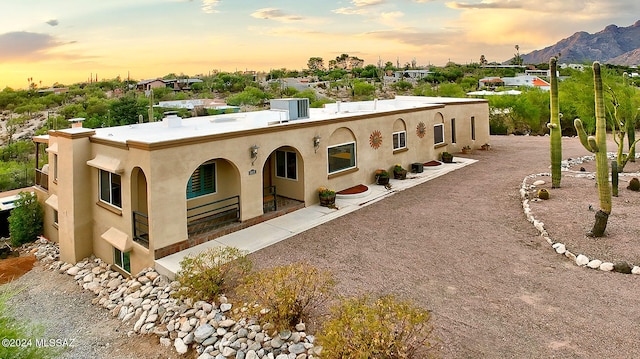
xmin=69 ymin=117 xmax=85 ymax=128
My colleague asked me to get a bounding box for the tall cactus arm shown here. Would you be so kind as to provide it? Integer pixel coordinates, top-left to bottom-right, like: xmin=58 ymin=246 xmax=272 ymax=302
xmin=549 ymin=57 xmax=562 ymax=188
xmin=574 ymin=118 xmax=597 ymax=153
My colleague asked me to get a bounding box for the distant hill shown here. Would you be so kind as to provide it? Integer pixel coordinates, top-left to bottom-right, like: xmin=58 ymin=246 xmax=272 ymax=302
xmin=516 ymin=20 xmax=640 ymax=65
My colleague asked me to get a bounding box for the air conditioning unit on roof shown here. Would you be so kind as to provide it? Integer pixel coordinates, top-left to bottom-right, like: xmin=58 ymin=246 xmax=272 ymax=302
xmin=269 ymin=98 xmax=309 ymax=120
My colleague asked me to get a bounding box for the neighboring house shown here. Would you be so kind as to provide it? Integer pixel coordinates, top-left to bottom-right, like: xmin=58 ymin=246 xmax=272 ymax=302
xmin=136 ymin=79 xmax=168 ymax=91
xmin=501 ymin=75 xmax=550 ymax=90
xmin=32 ymin=96 xmax=489 ymax=276
xmin=170 ymin=78 xmax=204 ymax=91
xmin=559 ymin=63 xmax=585 ymax=71
xmin=478 ymin=77 xmax=505 ymax=89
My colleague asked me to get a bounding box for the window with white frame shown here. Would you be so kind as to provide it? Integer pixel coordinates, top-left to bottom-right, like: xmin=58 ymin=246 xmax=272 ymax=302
xmin=328 ymin=142 xmax=356 ymax=174
xmin=100 ymin=169 xmax=122 ymax=208
xmin=114 ymin=248 xmax=131 ymax=273
xmin=434 ymin=123 xmax=445 ymax=145
xmin=392 ymin=131 xmax=407 ymax=150
xmin=275 ymin=150 xmax=297 ymax=180
xmin=187 ymin=161 xmax=216 ymax=199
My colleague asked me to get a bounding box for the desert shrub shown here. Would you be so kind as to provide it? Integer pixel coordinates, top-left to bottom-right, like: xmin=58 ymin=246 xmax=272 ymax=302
xmin=628 ymin=177 xmax=640 ymax=191
xmin=8 ymin=192 xmax=43 ymax=247
xmin=0 ymin=290 xmax=61 ymax=358
xmin=173 ymin=246 xmax=252 ymax=302
xmin=237 ymin=262 xmax=335 ymax=331
xmin=317 ymin=294 xmax=436 ymax=359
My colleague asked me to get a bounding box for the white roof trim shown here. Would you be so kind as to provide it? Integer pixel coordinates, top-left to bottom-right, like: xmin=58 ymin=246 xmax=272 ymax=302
xmin=44 ymin=194 xmax=58 ymax=210
xmin=101 ymin=227 xmax=132 ymax=252
xmin=45 ymin=143 xmax=58 ymax=154
xmin=87 ymin=155 xmax=124 ymax=174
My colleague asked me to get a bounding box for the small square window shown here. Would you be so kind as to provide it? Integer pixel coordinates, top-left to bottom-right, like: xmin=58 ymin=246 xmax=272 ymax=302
xmin=392 ymin=131 xmax=407 ymax=150
xmin=99 ymin=169 xmax=122 ymax=208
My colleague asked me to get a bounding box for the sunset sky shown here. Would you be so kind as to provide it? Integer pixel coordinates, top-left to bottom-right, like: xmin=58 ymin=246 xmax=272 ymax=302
xmin=1 ymin=0 xmax=638 ymax=90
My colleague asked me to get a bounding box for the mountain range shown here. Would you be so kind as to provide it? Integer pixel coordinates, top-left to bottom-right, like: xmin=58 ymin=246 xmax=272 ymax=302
xmin=518 ymin=20 xmax=640 ymax=66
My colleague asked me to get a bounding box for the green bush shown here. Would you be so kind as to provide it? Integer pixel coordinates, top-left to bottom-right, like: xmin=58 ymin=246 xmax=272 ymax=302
xmin=318 ymin=294 xmax=436 ymax=359
xmin=8 ymin=192 xmax=43 ymax=247
xmin=237 ymin=262 xmax=335 ymax=331
xmin=173 ymin=246 xmax=252 ymax=302
xmin=0 ymin=290 xmax=61 ymax=358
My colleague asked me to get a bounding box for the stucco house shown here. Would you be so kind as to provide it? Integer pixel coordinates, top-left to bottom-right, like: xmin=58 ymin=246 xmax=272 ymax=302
xmin=32 ymin=96 xmax=489 ymax=276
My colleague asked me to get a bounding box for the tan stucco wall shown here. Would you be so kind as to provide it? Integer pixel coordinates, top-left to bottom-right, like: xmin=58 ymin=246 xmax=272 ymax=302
xmin=47 ymin=100 xmax=489 ymax=273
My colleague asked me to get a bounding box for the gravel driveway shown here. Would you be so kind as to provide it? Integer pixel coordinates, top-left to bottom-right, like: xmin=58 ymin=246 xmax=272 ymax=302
xmin=249 ymin=134 xmax=640 ymax=358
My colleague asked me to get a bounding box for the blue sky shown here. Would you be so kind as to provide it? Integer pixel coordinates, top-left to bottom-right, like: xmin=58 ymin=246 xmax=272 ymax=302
xmin=1 ymin=0 xmax=638 ymax=89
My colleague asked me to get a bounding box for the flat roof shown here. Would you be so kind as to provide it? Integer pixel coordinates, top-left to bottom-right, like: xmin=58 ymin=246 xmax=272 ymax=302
xmin=59 ymin=96 xmax=485 ymax=145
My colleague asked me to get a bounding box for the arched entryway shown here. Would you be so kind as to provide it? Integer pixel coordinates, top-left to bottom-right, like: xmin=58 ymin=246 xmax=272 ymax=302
xmin=185 ymin=158 xmax=241 ymax=237
xmin=131 ymin=167 xmax=149 ymax=248
xmin=262 ymin=145 xmax=305 ymax=213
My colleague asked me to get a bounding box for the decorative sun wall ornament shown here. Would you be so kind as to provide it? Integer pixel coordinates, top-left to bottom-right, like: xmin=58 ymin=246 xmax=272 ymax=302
xmin=369 ymin=130 xmax=383 ymax=149
xmin=416 ymin=122 xmax=426 ymax=138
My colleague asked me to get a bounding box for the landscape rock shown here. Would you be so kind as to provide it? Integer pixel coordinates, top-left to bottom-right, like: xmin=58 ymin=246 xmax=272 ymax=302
xmin=599 ymin=262 xmax=614 ymax=271
xmin=194 ymin=324 xmax=215 ymax=343
xmin=575 ymin=254 xmax=589 ymax=266
xmin=174 ymin=338 xmax=188 ymax=354
xmin=587 ymin=259 xmax=603 ymax=269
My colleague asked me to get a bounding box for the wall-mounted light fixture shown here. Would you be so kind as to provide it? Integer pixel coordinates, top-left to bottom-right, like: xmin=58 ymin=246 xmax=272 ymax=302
xmin=313 ymin=135 xmax=321 ymax=153
xmin=250 ymin=145 xmax=259 ymax=165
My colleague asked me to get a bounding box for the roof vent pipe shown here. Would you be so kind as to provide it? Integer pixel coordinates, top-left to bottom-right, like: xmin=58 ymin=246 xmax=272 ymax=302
xmin=163 ymin=111 xmax=182 ymax=128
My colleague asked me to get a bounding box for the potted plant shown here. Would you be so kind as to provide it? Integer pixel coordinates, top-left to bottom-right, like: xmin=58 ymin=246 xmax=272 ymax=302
xmin=375 ymin=169 xmax=390 ymax=185
xmin=393 ymin=164 xmax=407 ymax=180
xmin=318 ymin=186 xmax=336 ymax=207
xmin=441 ymin=151 xmax=453 ymax=163
xmin=461 ymin=145 xmax=472 ymax=154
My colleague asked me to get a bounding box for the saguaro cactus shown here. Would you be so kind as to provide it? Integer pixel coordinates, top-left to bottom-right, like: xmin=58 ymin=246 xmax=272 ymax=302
xmin=547 ymin=57 xmax=562 ymax=188
xmin=574 ymin=62 xmax=611 ymax=237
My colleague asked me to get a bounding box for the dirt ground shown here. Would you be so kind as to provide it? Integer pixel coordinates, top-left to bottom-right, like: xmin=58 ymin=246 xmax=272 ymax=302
xmin=2 ymin=134 xmax=640 ymax=358
xmin=249 ymin=134 xmax=640 ymax=358
xmin=0 ymin=254 xmax=36 ymax=284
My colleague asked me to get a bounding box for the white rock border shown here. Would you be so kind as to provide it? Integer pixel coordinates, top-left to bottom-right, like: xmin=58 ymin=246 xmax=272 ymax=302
xmin=21 ymin=238 xmax=323 ymax=358
xmin=521 ymin=153 xmax=640 ymax=275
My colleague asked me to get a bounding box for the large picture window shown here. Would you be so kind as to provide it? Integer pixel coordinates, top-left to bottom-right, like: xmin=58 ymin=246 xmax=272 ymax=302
xmin=328 ymin=142 xmax=356 ymax=174
xmin=392 ymin=131 xmax=407 ymax=150
xmin=114 ymin=248 xmax=131 ymax=273
xmin=187 ymin=161 xmax=216 ymax=199
xmin=100 ymin=169 xmax=122 ymax=208
xmin=434 ymin=124 xmax=445 ymax=145
xmin=276 ymin=150 xmax=297 ymax=180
